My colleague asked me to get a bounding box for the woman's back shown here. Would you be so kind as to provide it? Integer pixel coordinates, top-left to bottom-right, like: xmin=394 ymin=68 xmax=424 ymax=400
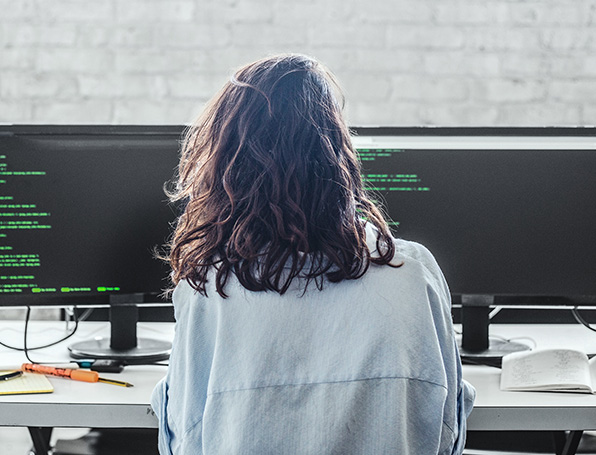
xmin=152 ymin=230 xmax=474 ymax=454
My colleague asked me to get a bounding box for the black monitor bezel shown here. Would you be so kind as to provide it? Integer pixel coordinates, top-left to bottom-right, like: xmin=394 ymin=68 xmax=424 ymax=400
xmin=2 ymin=125 xmax=596 ymax=307
xmin=351 ymin=125 xmax=596 ymax=307
xmin=0 ymin=124 xmax=185 ymax=307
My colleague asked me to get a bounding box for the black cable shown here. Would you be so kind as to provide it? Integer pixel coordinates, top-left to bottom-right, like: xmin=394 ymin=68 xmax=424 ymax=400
xmin=571 ymin=307 xmax=596 ymax=333
xmin=2 ymin=307 xmax=168 ymax=367
xmin=23 ymin=306 xmax=34 ymax=363
xmin=23 ymin=306 xmax=83 ymax=364
xmin=0 ymin=306 xmax=81 ymax=356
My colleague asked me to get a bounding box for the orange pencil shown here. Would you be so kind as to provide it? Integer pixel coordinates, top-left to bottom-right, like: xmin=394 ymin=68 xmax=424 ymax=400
xmin=21 ymin=363 xmax=133 ymax=387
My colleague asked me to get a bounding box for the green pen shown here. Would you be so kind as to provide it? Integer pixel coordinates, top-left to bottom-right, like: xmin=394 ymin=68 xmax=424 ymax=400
xmin=0 ymin=370 xmax=23 ymax=381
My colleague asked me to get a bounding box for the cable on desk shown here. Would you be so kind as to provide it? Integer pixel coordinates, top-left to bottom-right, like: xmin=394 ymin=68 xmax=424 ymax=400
xmin=23 ymin=306 xmax=96 ymax=364
xmin=0 ymin=306 xmax=81 ymax=360
xmin=572 ymin=307 xmax=596 ymax=333
xmin=1 ymin=309 xmax=170 ymax=368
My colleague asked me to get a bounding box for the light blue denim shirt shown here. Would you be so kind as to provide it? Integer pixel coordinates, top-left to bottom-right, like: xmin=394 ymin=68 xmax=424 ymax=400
xmin=152 ymin=231 xmax=475 ymax=454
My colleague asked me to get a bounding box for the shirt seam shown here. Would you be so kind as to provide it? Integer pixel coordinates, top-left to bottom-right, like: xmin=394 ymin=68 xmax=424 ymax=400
xmin=178 ymin=416 xmax=203 ymax=445
xmin=442 ymin=419 xmax=455 ymax=434
xmin=439 ymin=422 xmax=456 ymax=455
xmin=208 ymin=375 xmax=447 ymax=396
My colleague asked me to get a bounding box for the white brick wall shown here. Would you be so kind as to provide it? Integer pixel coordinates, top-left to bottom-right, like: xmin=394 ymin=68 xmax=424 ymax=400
xmin=1 ymin=0 xmax=595 ymax=126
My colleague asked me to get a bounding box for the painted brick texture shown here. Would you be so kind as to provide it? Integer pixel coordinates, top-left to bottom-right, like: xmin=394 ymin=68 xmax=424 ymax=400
xmin=1 ymin=0 xmax=596 ymax=126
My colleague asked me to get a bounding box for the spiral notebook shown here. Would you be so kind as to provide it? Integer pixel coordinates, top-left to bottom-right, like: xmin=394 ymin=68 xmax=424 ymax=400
xmin=0 ymin=372 xmax=54 ymax=395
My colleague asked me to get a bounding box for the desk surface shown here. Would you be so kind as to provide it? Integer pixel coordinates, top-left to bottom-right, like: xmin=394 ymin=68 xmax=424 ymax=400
xmin=463 ymin=323 xmax=596 ymax=431
xmin=2 ymin=319 xmax=596 ymax=431
xmin=0 ymin=320 xmax=173 ymax=428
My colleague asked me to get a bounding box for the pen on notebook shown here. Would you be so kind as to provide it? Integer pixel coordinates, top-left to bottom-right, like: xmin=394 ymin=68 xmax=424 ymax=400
xmin=21 ymin=363 xmax=133 ymax=388
xmin=0 ymin=370 xmax=23 ymax=381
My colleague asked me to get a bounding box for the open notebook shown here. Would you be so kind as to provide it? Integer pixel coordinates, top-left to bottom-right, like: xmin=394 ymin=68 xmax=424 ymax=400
xmin=0 ymin=372 xmax=53 ymax=395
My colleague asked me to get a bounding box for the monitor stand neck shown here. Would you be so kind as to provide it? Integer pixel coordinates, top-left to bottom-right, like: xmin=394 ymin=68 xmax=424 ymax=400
xmin=459 ymin=294 xmax=529 ymax=365
xmin=68 ymin=294 xmax=171 ymax=364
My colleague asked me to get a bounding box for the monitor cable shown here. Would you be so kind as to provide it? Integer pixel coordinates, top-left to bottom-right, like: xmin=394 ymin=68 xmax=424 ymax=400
xmin=0 ymin=306 xmax=80 ymax=364
xmin=23 ymin=305 xmax=83 ymax=364
xmin=572 ymin=306 xmax=596 ymax=333
xmin=1 ymin=307 xmax=170 ymax=368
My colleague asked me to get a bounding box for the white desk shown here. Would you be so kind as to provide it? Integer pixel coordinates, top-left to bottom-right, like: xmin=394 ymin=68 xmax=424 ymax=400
xmin=0 ymin=320 xmax=172 ymax=429
xmin=464 ymin=324 xmax=596 ymax=433
xmin=3 ymin=320 xmax=596 ymax=454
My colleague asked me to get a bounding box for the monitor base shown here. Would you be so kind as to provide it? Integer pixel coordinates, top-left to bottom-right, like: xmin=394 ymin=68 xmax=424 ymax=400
xmin=68 ymin=337 xmax=171 ymax=365
xmin=460 ymin=337 xmax=530 ymax=367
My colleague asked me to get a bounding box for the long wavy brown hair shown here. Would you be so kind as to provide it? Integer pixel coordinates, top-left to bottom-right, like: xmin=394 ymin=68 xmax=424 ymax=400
xmin=167 ymin=54 xmax=399 ymax=297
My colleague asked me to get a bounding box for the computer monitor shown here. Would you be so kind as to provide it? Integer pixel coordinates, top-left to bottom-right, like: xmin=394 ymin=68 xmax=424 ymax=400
xmin=0 ymin=125 xmax=183 ymax=363
xmin=352 ymin=127 xmax=596 ymax=361
xmin=3 ymin=125 xmax=596 ymax=364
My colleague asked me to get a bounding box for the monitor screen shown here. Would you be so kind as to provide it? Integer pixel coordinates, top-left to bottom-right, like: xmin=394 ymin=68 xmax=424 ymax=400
xmin=352 ymin=128 xmax=596 ymax=302
xmin=3 ymin=126 xmax=595 ymax=308
xmin=0 ymin=125 xmax=182 ymax=307
xmin=3 ymin=125 xmax=594 ymax=361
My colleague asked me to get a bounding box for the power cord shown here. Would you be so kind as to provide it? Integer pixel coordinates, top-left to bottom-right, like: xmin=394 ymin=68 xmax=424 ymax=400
xmin=2 ymin=307 xmax=169 ymax=367
xmin=0 ymin=306 xmax=81 ymax=363
xmin=572 ymin=306 xmax=596 ymax=333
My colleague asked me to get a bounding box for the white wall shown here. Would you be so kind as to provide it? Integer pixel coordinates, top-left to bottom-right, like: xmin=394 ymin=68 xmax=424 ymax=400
xmin=1 ymin=0 xmax=596 ymax=126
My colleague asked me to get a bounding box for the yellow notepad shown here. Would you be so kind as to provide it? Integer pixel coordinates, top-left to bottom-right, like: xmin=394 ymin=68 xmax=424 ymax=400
xmin=0 ymin=371 xmax=54 ymax=395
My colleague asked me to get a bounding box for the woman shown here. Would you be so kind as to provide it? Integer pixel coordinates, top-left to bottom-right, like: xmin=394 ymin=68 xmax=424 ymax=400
xmin=152 ymin=53 xmax=474 ymax=454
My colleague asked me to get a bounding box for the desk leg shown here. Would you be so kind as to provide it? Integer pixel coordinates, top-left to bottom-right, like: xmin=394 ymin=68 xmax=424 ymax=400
xmin=554 ymin=430 xmax=583 ymax=455
xmin=27 ymin=427 xmax=53 ymax=455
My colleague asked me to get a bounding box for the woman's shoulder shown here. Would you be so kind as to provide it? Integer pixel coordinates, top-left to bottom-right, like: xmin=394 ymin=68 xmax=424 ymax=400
xmin=365 ymin=222 xmax=448 ymax=292
xmin=392 ymin=237 xmax=451 ymax=300
xmin=365 ymin=223 xmax=442 ymax=273
xmin=393 ymin=237 xmax=440 ymax=270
